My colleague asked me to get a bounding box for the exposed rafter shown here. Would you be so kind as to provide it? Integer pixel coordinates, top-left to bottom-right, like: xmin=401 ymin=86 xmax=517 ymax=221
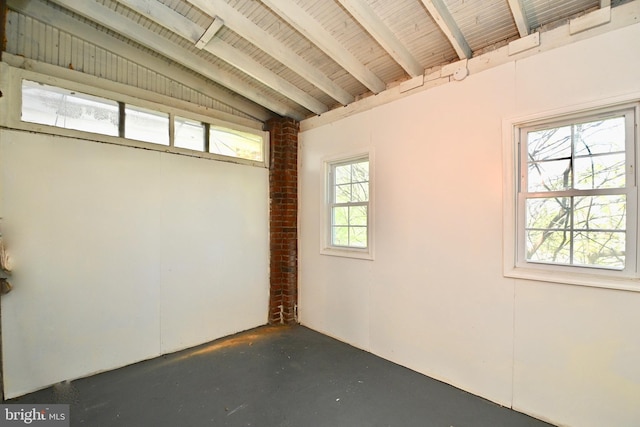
xmin=420 ymin=0 xmax=472 ymax=59
xmin=337 ymin=0 xmax=423 ymax=78
xmin=7 ymin=0 xmax=627 ymax=123
xmin=195 ymin=16 xmax=224 ymax=49
xmin=6 ymin=0 xmax=274 ymax=122
xmin=507 ymin=0 xmax=530 ymax=37
xmin=187 ymin=0 xmax=354 ymax=106
xmin=45 ymin=0 xmax=303 ymax=118
xmin=260 ymin=0 xmax=387 ymax=94
xmin=115 ymin=0 xmax=327 ymax=115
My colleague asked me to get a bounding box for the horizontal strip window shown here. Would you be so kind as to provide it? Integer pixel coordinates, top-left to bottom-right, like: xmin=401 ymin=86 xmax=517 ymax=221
xmin=125 ymin=104 xmax=169 ymax=146
xmin=19 ymin=79 xmax=266 ymax=165
xmin=22 ymin=80 xmax=120 ymax=136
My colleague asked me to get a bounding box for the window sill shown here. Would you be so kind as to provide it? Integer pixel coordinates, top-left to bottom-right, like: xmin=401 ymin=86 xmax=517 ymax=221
xmin=504 ymin=266 xmax=640 ymax=292
xmin=320 ymin=247 xmax=374 ymax=261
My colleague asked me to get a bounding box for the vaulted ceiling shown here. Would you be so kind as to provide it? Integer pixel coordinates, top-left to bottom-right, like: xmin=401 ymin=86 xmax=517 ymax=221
xmin=6 ymin=0 xmax=627 ymax=123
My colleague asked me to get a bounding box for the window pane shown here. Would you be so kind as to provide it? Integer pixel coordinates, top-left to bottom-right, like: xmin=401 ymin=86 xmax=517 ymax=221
xmin=573 ymin=231 xmax=625 ymax=269
xmin=349 ymin=206 xmax=368 ymax=226
xmin=329 ymin=157 xmax=370 ymax=250
xmin=352 ymin=161 xmax=369 ymax=182
xmin=574 ymin=153 xmax=625 ymax=189
xmin=332 ymin=207 xmax=349 ymax=226
xmin=526 ymin=198 xmax=570 ymax=230
xmin=335 ymin=184 xmax=351 ymax=203
xmin=521 ymin=108 xmax=633 ymax=271
xmin=527 ymin=159 xmax=571 ymax=192
xmin=349 ymin=227 xmax=367 ymax=248
xmin=526 ymin=230 xmax=571 ymax=264
xmin=574 ymin=195 xmax=626 ymax=231
xmin=332 ymin=227 xmax=349 ymax=246
xmin=352 ymin=182 xmax=369 ymax=202
xmin=574 ymin=117 xmax=625 ymax=156
xmin=209 ymin=126 xmax=263 ymax=161
xmin=21 ymin=80 xmax=119 ymax=136
xmin=335 ymin=165 xmax=351 ymax=185
xmin=175 ymin=116 xmax=204 ymax=151
xmin=125 ymin=105 xmax=169 ymax=145
xmin=527 ymin=126 xmax=571 ymax=162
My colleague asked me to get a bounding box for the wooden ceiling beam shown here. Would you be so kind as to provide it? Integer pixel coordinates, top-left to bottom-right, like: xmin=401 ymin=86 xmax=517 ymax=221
xmin=188 ymin=0 xmax=354 ymax=106
xmin=260 ymin=0 xmax=387 ymax=94
xmin=7 ymin=0 xmax=275 ymax=122
xmin=420 ymin=0 xmax=471 ymax=59
xmin=115 ymin=0 xmax=327 ymax=115
xmin=507 ymin=0 xmax=530 ymax=37
xmin=44 ymin=0 xmax=303 ymax=119
xmin=337 ymin=0 xmax=423 ymax=78
xmin=195 ymin=16 xmax=224 ymax=50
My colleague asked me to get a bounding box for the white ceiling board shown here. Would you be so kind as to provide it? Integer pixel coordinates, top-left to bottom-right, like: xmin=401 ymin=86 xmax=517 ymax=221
xmin=5 ymin=0 xmax=631 ymax=123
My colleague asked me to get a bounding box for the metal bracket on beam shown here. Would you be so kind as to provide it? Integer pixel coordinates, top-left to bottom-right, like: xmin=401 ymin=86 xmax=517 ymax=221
xmin=196 ymin=16 xmax=225 ymax=49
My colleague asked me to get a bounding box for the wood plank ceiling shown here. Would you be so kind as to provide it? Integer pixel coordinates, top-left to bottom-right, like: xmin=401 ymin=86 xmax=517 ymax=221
xmin=7 ymin=0 xmax=626 ymax=122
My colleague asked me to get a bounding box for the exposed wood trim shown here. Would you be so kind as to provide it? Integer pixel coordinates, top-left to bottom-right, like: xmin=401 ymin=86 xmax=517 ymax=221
xmin=420 ymin=0 xmax=472 ymax=59
xmin=206 ymin=38 xmax=328 ymax=115
xmin=507 ymin=0 xmax=530 ymax=37
xmin=569 ymin=6 xmax=611 ymax=35
xmin=117 ymin=0 xmax=202 ymax=41
xmin=337 ymin=0 xmax=423 ymax=78
xmin=301 ymin=0 xmax=640 ymax=132
xmin=188 ymin=0 xmax=354 ymax=106
xmin=116 ymin=0 xmax=327 ymax=115
xmin=260 ymin=0 xmax=386 ymax=94
xmin=195 ymin=16 xmax=224 ymax=50
xmin=3 ymin=52 xmax=266 ymax=130
xmin=508 ymin=32 xmax=539 ymax=55
xmin=7 ymin=0 xmax=274 ymax=122
xmin=399 ymin=75 xmax=424 ymax=93
xmin=45 ymin=0 xmax=301 ymax=119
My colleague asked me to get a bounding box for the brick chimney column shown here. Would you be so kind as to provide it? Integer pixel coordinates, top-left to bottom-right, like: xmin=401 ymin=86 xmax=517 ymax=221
xmin=266 ymin=118 xmax=298 ymax=325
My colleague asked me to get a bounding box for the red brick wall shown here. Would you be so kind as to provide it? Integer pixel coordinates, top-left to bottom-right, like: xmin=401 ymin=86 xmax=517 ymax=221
xmin=267 ymin=118 xmax=298 ymax=324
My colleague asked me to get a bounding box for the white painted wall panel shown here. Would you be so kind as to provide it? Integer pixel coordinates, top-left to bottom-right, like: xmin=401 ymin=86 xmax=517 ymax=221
xmin=0 ymin=131 xmax=269 ymax=398
xmin=513 ymin=282 xmax=640 ymax=427
xmin=300 ymin=63 xmax=517 ymax=407
xmin=299 ymin=22 xmax=640 ymax=427
xmin=158 ymin=154 xmax=269 ymax=354
xmin=510 ymin=22 xmax=640 ymax=427
xmin=368 ymin=64 xmax=516 ymax=405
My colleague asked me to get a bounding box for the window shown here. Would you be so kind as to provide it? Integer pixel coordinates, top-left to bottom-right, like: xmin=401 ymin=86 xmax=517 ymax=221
xmin=175 ymin=116 xmax=205 ymax=151
xmin=209 ymin=126 xmax=264 ymax=162
xmin=510 ymin=102 xmax=639 ymax=287
xmin=22 ymin=80 xmax=119 ymax=136
xmin=125 ymin=105 xmax=169 ymax=146
xmin=322 ymin=154 xmax=373 ymax=259
xmin=16 ymin=77 xmax=267 ymax=166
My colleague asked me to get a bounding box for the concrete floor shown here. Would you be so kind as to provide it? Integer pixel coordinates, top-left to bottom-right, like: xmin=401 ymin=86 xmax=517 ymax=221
xmin=8 ymin=325 xmax=554 ymax=427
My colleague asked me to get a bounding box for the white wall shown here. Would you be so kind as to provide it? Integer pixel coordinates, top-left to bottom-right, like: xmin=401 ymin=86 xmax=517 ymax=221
xmin=299 ymin=22 xmax=640 ymax=427
xmin=0 ymin=131 xmax=269 ymax=398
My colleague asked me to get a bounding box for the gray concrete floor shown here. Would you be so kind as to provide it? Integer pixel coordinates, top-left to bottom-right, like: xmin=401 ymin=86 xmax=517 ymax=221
xmin=8 ymin=325 xmax=554 ymax=427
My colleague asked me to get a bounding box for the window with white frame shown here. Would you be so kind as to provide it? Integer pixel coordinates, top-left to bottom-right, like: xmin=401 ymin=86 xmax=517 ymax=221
xmin=514 ymin=103 xmax=638 ymax=280
xmin=322 ymin=155 xmax=373 ymax=259
xmin=21 ymin=80 xmax=120 ymax=136
xmin=17 ymin=78 xmax=267 ymax=166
